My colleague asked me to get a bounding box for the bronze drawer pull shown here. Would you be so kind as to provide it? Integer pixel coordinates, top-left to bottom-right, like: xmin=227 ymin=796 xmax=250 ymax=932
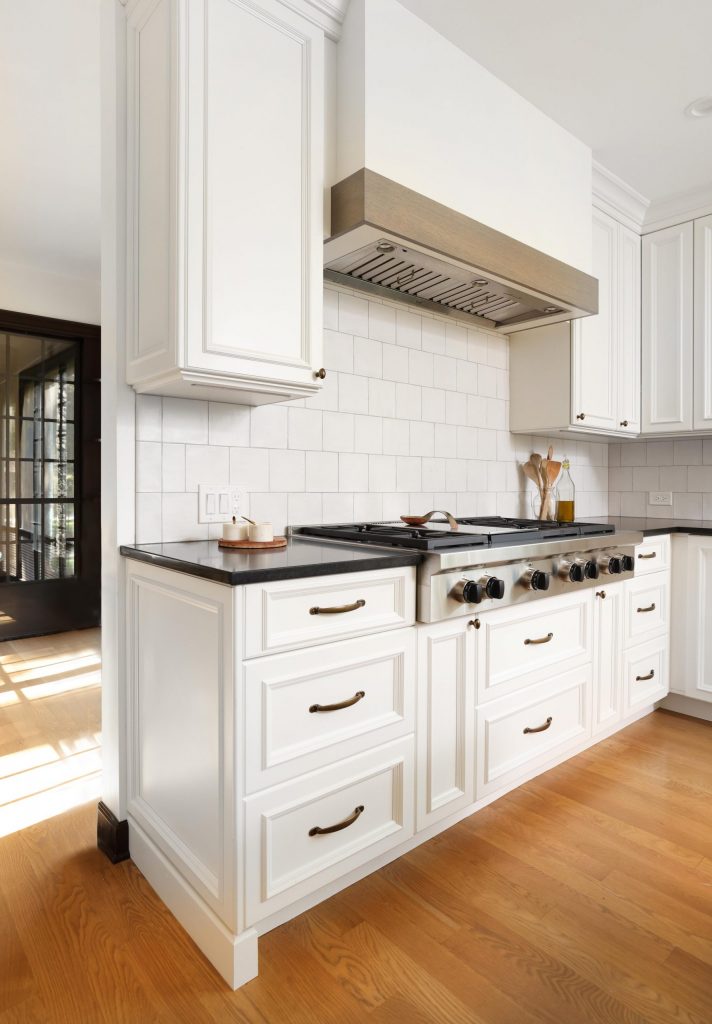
xmin=309 ymin=805 xmax=364 ymax=837
xmin=309 ymin=691 xmax=365 ymax=714
xmin=524 ymin=632 xmax=554 ymax=646
xmin=638 ymin=551 xmax=657 ymax=560
xmin=636 ymin=669 xmax=655 ymax=682
xmin=637 ymin=602 xmax=656 ymax=613
xmin=523 ymin=716 xmax=553 ymax=735
xmin=310 ymin=599 xmax=366 ymax=615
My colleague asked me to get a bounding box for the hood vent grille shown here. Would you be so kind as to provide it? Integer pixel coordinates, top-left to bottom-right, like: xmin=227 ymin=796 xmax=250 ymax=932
xmin=325 ymin=240 xmax=558 ymax=328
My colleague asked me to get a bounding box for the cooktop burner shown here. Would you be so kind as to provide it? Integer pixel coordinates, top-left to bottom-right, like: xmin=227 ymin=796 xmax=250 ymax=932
xmin=294 ymin=516 xmax=615 ymax=551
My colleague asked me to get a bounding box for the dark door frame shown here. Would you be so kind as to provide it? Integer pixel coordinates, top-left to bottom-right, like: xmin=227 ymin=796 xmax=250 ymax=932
xmin=0 ymin=308 xmax=101 ymax=640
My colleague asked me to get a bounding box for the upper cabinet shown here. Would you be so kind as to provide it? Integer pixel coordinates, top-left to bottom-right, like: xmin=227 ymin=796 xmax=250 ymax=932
xmin=694 ymin=215 xmax=712 ymax=431
xmin=125 ymin=0 xmax=325 ymax=404
xmin=641 ymin=222 xmax=694 ymax=433
xmin=509 ymin=208 xmax=641 ymax=439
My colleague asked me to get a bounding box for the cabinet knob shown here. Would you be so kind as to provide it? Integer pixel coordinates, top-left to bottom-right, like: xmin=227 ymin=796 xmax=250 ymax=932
xmin=576 ymin=412 xmax=585 ymax=421
xmin=620 ymin=419 xmax=629 ymax=427
xmin=314 ymin=367 xmax=327 ymax=380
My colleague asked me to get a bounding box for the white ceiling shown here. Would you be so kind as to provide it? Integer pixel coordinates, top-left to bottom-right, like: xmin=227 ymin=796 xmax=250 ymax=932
xmin=398 ymin=0 xmax=712 ymax=204
xmin=0 ymin=0 xmax=100 ymax=279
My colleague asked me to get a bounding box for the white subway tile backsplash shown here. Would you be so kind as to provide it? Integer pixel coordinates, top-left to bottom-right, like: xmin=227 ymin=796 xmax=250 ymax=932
xmin=620 ymin=442 xmax=647 ymax=467
xmin=185 ymin=444 xmax=229 ymax=492
xmin=646 ymin=441 xmax=674 ymax=466
xmin=674 ymin=439 xmax=702 ymax=466
xmin=704 ymin=440 xmax=712 ymax=465
xmin=674 ymin=492 xmax=702 ymax=519
xmin=135 ymin=285 xmax=610 ymax=541
xmin=693 ymin=465 xmax=712 ymax=492
xmin=632 ymin=466 xmax=659 ymax=493
xmin=659 ymin=465 xmax=688 ymax=492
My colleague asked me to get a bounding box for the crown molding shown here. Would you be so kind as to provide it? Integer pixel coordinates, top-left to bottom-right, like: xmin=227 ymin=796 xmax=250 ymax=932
xmin=592 ymin=161 xmax=649 ymax=233
xmin=642 ymin=182 xmax=712 ymax=233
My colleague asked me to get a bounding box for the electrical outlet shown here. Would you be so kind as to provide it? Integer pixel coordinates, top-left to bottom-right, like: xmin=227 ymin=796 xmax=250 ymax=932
xmin=649 ymin=491 xmax=673 ymax=506
xmin=198 ymin=484 xmax=246 ymax=523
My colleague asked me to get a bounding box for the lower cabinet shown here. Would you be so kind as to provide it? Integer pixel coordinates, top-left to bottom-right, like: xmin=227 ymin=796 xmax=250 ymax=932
xmin=623 ymin=639 xmax=669 ymax=712
xmin=670 ymin=533 xmax=712 ymax=702
xmin=591 ymin=584 xmax=623 ymax=734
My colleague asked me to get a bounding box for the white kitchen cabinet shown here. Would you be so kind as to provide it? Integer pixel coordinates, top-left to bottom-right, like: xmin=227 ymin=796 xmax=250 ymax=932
xmin=641 ymin=222 xmax=694 ymax=433
xmin=694 ymin=215 xmax=712 ymax=430
xmin=125 ymin=0 xmax=325 ymax=404
xmin=416 ymin=617 xmax=475 ymax=831
xmin=592 ymin=584 xmax=623 ymax=735
xmin=509 ymin=208 xmax=641 ymax=439
xmin=670 ymin=534 xmax=712 ymax=702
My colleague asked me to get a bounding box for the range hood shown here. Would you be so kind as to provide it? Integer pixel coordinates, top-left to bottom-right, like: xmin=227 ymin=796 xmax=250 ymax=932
xmin=324 ymin=169 xmax=598 ymax=333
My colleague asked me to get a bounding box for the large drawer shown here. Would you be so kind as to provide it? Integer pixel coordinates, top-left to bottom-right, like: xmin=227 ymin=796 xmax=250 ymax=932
xmin=244 ymin=567 xmax=416 ymax=658
xmin=623 ymin=570 xmax=669 ymax=648
xmin=634 ymin=535 xmax=670 ymax=575
xmin=476 ymin=666 xmax=591 ymax=799
xmin=244 ymin=738 xmax=414 ymax=925
xmin=244 ymin=629 xmax=415 ymax=792
xmin=623 ymin=638 xmax=669 ymax=713
xmin=476 ymin=590 xmax=593 ymax=702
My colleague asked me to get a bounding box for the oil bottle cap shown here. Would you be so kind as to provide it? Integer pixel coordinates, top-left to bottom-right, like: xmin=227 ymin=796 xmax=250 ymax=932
xmin=562 ymin=457 xmax=570 ymax=469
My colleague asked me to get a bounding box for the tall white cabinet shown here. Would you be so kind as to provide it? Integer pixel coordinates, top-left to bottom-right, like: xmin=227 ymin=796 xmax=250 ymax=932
xmin=694 ymin=215 xmax=712 ymax=430
xmin=125 ymin=0 xmax=325 ymax=404
xmin=509 ymin=207 xmax=641 ymax=439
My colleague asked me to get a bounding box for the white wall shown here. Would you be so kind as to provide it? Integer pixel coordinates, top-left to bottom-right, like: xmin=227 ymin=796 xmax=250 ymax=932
xmin=609 ymin=440 xmax=712 ymax=520
xmin=334 ymin=0 xmax=593 ymax=273
xmin=0 ymin=259 xmax=100 ymax=325
xmin=135 ymin=285 xmax=609 ymax=542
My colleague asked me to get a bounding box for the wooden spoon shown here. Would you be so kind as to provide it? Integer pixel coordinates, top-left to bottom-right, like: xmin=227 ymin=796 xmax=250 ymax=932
xmin=400 ymin=510 xmax=458 ymax=531
xmin=546 ymin=460 xmax=562 ymax=486
xmin=522 ymin=462 xmax=542 ymax=491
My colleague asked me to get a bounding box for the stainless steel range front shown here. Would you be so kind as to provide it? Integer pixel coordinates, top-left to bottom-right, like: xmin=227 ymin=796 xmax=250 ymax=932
xmin=292 ymin=516 xmax=644 ymax=623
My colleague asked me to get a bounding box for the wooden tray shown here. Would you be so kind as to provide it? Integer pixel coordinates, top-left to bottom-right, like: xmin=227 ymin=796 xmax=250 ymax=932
xmin=218 ymin=536 xmax=287 ymax=551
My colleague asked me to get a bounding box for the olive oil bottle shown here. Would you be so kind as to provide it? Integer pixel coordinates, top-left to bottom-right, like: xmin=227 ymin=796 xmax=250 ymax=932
xmin=556 ymin=457 xmax=575 ymax=522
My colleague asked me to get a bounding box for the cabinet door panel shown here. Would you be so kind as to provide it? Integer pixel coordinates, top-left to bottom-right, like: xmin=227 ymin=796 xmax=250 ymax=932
xmin=688 ymin=537 xmax=712 ymax=701
xmin=417 ymin=619 xmax=475 ymax=830
xmin=572 ymin=210 xmax=618 ymax=430
xmin=642 ymin=222 xmax=694 ymax=432
xmin=617 ymin=224 xmax=641 ymax=433
xmin=694 ymin=215 xmax=712 ymax=430
xmin=592 ymin=585 xmax=623 ymax=735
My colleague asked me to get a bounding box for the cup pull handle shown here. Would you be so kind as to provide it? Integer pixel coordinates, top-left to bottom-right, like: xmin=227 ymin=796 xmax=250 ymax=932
xmin=309 ymin=805 xmax=364 ymax=837
xmin=523 ymin=716 xmax=553 ymax=735
xmin=636 ymin=670 xmax=655 ymax=682
xmin=524 ymin=632 xmax=554 ymax=646
xmin=310 ymin=599 xmax=366 ymax=615
xmin=309 ymin=691 xmax=365 ymax=714
xmin=637 ymin=603 xmax=656 ymax=614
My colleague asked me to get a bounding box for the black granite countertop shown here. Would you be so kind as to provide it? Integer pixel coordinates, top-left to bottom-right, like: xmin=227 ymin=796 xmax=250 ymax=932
xmin=588 ymin=516 xmax=712 ymax=537
xmin=120 ymin=537 xmax=423 ymax=585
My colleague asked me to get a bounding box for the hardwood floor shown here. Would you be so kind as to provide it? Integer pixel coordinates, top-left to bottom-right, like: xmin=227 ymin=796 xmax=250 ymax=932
xmin=2 ymin=708 xmax=712 ymax=1022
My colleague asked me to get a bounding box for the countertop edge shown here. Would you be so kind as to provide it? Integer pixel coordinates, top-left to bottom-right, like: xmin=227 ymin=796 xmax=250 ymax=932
xmin=119 ymin=544 xmax=423 ymax=585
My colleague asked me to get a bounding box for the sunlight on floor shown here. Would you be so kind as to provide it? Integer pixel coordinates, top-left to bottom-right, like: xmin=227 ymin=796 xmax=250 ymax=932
xmin=0 ymin=629 xmax=101 ymax=838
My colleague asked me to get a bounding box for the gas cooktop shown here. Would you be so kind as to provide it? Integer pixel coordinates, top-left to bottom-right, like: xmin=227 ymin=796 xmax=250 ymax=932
xmin=294 ymin=516 xmax=616 ymax=552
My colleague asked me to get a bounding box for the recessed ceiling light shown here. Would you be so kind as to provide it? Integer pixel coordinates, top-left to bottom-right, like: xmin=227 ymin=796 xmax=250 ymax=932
xmin=684 ymin=97 xmax=712 ymax=118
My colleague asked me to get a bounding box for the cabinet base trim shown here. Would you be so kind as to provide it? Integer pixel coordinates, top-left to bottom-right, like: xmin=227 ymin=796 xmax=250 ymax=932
xmin=659 ymin=693 xmax=712 ymax=721
xmin=128 ymin=817 xmax=258 ymax=990
xmin=97 ymin=801 xmax=130 ymax=864
xmin=129 ymin=366 xmax=322 ymax=406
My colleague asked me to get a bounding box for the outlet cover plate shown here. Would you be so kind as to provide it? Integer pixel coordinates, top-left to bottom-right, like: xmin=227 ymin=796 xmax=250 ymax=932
xmin=649 ymin=491 xmax=673 ymax=506
xmin=199 ymin=484 xmax=246 ymax=523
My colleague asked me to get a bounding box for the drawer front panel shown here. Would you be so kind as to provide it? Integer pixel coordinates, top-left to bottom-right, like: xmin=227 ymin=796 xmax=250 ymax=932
xmin=244 ymin=738 xmax=414 ymax=924
xmin=635 ymin=535 xmax=670 ymax=575
xmin=623 ymin=640 xmax=669 ymax=713
xmin=245 ymin=630 xmax=415 ymax=792
xmin=476 ymin=667 xmax=591 ymax=798
xmin=477 ymin=590 xmax=593 ymax=701
xmin=623 ymin=571 xmax=669 ymax=648
xmin=244 ymin=567 xmax=415 ymax=657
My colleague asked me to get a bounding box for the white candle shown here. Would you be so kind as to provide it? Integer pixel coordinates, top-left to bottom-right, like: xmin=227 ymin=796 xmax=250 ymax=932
xmin=223 ymin=516 xmax=248 ymax=542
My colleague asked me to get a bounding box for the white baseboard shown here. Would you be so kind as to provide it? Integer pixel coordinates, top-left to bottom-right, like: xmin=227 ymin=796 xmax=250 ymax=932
xmin=659 ymin=693 xmax=712 ymax=722
xmin=128 ymin=817 xmax=258 ymax=989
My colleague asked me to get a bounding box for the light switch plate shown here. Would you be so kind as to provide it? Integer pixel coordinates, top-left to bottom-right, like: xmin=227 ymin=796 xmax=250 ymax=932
xmin=649 ymin=491 xmax=673 ymax=506
xmin=198 ymin=484 xmax=246 ymax=523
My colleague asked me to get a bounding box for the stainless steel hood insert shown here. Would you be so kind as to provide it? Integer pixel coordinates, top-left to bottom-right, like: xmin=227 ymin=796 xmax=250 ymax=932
xmin=324 ymin=169 xmax=598 ymax=333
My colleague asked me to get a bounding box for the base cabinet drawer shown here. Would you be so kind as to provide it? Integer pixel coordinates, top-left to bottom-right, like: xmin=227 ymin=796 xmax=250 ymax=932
xmin=244 ymin=567 xmax=416 ymax=658
xmin=476 ymin=591 xmax=593 ymax=701
xmin=635 ymin=535 xmax=670 ymax=575
xmin=623 ymin=640 xmax=669 ymax=713
xmin=245 ymin=630 xmax=415 ymax=792
xmin=476 ymin=666 xmax=591 ymax=799
xmin=623 ymin=571 xmax=669 ymax=648
xmin=244 ymin=738 xmax=414 ymax=925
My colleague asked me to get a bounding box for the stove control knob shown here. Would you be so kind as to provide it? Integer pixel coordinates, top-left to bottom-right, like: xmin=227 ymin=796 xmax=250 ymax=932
xmin=583 ymin=559 xmax=600 ymax=580
xmin=599 ymin=555 xmax=623 ymax=575
xmin=621 ymin=554 xmax=634 ymax=572
xmin=484 ymin=576 xmax=506 ymax=600
xmin=558 ymin=559 xmax=584 ymax=583
xmin=450 ymin=579 xmax=484 ymax=604
xmin=521 ymin=567 xmax=550 ymax=591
